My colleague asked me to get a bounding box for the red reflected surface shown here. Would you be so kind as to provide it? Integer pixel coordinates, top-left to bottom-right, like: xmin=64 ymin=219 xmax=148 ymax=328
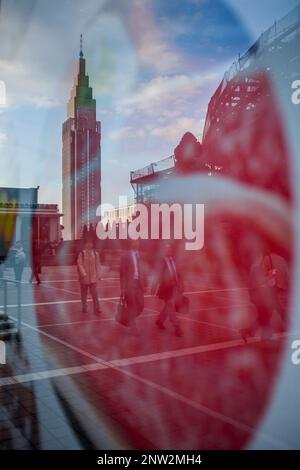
xmin=33 ymin=70 xmax=293 ymax=449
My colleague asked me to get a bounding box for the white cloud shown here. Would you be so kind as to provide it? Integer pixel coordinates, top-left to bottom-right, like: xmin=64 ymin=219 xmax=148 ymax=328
xmin=137 ymin=40 xmax=181 ymax=74
xmin=109 ymin=125 xmax=148 ymax=142
xmin=150 ymin=117 xmax=205 ymax=142
xmin=0 ymin=0 xmax=71 ymax=110
xmin=111 ymin=71 xmax=218 ymax=147
xmin=0 ymin=0 xmax=125 ymax=109
xmin=109 ymin=126 xmax=133 ymax=141
xmin=129 ymin=0 xmax=182 ymax=73
xmin=0 ymin=0 xmax=183 ymax=111
xmin=0 ymin=132 xmax=8 ymax=143
xmin=0 ymin=0 xmax=231 ymax=207
xmin=106 ymin=157 xmax=119 ymax=166
xmin=116 ymin=72 xmax=218 ymax=117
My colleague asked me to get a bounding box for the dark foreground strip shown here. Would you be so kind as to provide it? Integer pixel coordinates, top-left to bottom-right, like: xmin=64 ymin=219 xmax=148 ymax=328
xmin=0 ymin=450 xmax=299 ymax=468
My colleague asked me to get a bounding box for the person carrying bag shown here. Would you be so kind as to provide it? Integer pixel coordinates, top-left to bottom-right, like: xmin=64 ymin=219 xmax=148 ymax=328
xmin=115 ymin=295 xmax=130 ymax=327
xmin=118 ymin=239 xmax=145 ymax=335
xmin=154 ymin=243 xmax=185 ymax=337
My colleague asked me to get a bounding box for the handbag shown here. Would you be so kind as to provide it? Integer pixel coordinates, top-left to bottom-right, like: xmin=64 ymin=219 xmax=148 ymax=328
xmin=115 ymin=296 xmax=130 ymax=326
xmin=175 ymin=294 xmax=190 ymax=315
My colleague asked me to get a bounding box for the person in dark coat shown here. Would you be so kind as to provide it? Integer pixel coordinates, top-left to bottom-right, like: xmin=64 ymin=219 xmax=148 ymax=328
xmin=247 ymin=251 xmax=283 ymax=339
xmin=120 ymin=239 xmax=145 ymax=334
xmin=12 ymin=241 xmax=26 ymax=282
xmin=30 ymin=240 xmax=41 ymax=284
xmin=154 ymin=242 xmax=184 ymax=337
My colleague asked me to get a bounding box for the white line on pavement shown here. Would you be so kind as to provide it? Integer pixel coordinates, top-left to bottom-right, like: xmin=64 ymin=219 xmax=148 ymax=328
xmin=1 ymin=316 xmax=293 ymax=449
xmin=0 ymin=287 xmax=248 ymax=309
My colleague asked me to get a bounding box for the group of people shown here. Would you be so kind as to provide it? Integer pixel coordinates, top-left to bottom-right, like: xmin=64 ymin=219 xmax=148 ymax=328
xmin=76 ymin=238 xmax=185 ymax=337
xmin=76 ymin=236 xmax=289 ymax=340
xmin=0 ymin=240 xmax=41 ymax=284
xmin=1 ymin=235 xmax=287 ymax=341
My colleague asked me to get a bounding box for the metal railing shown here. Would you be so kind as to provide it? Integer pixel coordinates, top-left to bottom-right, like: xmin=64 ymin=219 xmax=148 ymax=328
xmin=131 ymin=155 xmax=175 ymax=182
xmin=0 ymin=278 xmax=22 ymax=336
xmin=224 ymin=4 xmax=300 ymax=84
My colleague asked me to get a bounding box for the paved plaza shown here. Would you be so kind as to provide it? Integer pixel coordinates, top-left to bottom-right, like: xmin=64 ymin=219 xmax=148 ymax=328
xmin=0 ymin=265 xmax=293 ymax=450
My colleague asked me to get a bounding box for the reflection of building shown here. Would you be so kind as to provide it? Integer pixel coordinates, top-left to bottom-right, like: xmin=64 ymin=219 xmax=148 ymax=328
xmin=0 ymin=187 xmax=62 ymax=246
xmin=62 ymin=36 xmax=101 ymax=241
xmin=203 ymin=5 xmax=300 ymax=143
xmin=104 ymin=203 xmax=137 ymax=225
xmin=131 ymin=5 xmax=300 ymax=204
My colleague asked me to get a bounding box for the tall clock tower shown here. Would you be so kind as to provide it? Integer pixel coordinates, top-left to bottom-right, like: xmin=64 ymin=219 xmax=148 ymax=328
xmin=62 ymin=35 xmax=101 ymax=240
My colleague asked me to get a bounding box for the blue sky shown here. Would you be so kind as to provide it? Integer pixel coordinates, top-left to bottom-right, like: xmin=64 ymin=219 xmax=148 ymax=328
xmin=0 ymin=0 xmax=299 ymax=209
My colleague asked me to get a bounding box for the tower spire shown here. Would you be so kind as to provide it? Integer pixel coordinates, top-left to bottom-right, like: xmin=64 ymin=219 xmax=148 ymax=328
xmin=79 ymin=34 xmax=83 ymax=58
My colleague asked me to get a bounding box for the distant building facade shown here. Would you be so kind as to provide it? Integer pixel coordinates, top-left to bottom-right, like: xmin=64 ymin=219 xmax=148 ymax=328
xmin=62 ymin=37 xmax=101 ymax=240
xmin=0 ymin=186 xmax=62 ymax=247
xmin=104 ymin=203 xmax=137 ymax=225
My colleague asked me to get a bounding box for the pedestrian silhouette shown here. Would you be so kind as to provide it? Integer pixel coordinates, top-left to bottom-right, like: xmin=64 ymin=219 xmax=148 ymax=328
xmin=153 ymin=242 xmax=184 ymax=337
xmin=119 ymin=239 xmax=145 ymax=335
xmin=77 ymin=238 xmax=101 ymax=315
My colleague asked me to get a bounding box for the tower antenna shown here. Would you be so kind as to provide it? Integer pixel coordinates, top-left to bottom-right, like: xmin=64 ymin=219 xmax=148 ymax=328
xmin=80 ymin=34 xmax=83 ymax=58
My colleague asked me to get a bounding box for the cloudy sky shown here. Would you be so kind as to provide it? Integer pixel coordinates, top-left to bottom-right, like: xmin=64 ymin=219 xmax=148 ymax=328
xmin=0 ymin=0 xmax=299 ymax=208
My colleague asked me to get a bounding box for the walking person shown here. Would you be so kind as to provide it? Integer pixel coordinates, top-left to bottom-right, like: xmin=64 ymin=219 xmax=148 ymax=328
xmin=247 ymin=251 xmax=281 ymax=340
xmin=154 ymin=242 xmax=184 ymax=337
xmin=120 ymin=239 xmax=145 ymax=335
xmin=12 ymin=241 xmax=26 ymax=282
xmin=77 ymin=239 xmax=101 ymax=315
xmin=30 ymin=240 xmax=41 ymax=285
xmin=264 ymin=252 xmax=289 ymax=331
